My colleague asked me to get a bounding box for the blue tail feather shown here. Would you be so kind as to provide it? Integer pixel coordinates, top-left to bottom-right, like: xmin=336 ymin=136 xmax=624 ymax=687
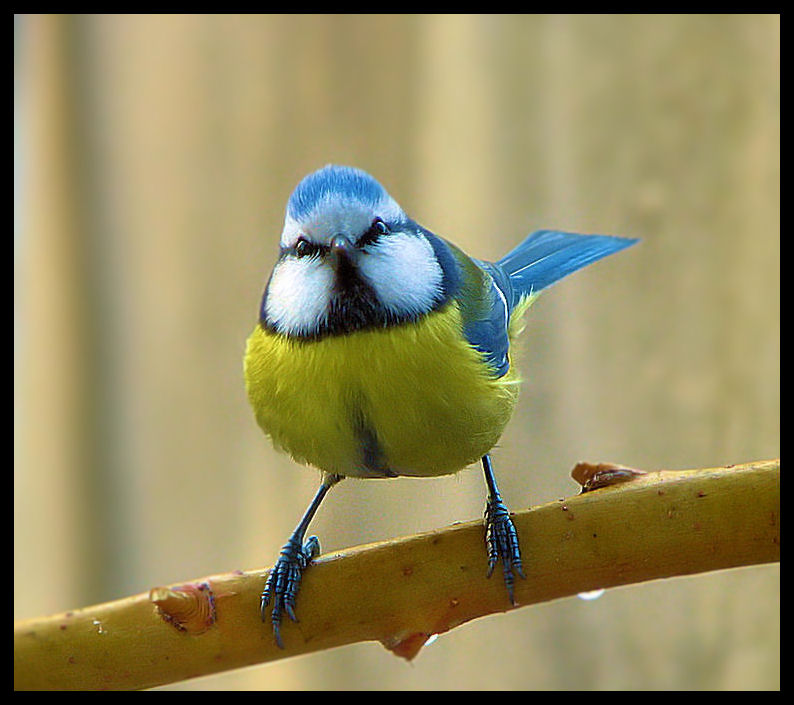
xmin=497 ymin=230 xmax=638 ymax=308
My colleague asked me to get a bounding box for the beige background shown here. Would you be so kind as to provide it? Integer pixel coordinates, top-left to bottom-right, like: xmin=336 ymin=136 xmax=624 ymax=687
xmin=14 ymin=14 xmax=779 ymax=690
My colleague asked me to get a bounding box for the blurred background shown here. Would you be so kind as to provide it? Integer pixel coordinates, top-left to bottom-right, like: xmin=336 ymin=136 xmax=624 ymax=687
xmin=14 ymin=14 xmax=779 ymax=690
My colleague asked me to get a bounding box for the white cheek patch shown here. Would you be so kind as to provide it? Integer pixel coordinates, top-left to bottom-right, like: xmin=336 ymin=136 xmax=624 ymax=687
xmin=264 ymin=256 xmax=333 ymax=335
xmin=359 ymin=233 xmax=444 ymax=317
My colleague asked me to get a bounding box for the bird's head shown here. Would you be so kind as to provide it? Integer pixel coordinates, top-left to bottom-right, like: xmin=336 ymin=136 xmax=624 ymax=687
xmin=261 ymin=165 xmax=450 ymax=338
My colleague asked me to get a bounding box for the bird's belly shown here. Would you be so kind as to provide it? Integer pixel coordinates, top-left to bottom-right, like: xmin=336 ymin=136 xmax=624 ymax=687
xmin=244 ymin=305 xmax=520 ymax=478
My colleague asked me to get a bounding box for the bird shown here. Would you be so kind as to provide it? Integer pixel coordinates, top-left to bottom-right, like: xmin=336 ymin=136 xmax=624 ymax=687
xmin=244 ymin=164 xmax=637 ymax=648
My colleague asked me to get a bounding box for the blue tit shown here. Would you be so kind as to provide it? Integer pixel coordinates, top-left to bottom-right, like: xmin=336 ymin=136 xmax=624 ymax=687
xmin=245 ymin=164 xmax=637 ymax=647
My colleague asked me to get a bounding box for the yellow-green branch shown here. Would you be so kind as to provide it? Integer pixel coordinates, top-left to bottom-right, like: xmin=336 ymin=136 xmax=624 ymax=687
xmin=14 ymin=459 xmax=779 ymax=691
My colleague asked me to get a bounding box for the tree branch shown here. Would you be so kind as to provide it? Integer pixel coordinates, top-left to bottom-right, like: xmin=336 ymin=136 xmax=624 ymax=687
xmin=14 ymin=459 xmax=780 ymax=690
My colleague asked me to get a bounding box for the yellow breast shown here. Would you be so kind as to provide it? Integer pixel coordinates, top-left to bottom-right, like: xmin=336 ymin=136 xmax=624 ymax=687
xmin=243 ymin=302 xmax=524 ymax=478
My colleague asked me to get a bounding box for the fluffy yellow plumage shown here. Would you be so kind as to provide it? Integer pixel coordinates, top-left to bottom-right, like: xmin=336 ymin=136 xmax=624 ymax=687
xmin=248 ymin=165 xmax=636 ymax=648
xmin=244 ymin=295 xmax=533 ymax=479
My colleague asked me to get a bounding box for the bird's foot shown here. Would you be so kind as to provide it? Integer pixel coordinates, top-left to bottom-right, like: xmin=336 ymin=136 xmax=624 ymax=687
xmin=484 ymin=496 xmax=525 ymax=605
xmin=261 ymin=534 xmax=320 ymax=648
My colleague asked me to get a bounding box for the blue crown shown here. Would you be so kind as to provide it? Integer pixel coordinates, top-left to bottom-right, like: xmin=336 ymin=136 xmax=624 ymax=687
xmin=287 ymin=165 xmax=389 ymax=221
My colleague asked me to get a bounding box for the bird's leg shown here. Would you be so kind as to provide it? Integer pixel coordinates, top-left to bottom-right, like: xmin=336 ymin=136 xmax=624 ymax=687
xmin=261 ymin=473 xmax=342 ymax=648
xmin=482 ymin=454 xmax=525 ymax=605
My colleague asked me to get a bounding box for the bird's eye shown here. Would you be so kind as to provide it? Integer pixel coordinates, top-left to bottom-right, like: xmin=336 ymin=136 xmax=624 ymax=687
xmin=358 ymin=218 xmax=389 ymax=248
xmin=294 ymin=238 xmax=315 ymax=258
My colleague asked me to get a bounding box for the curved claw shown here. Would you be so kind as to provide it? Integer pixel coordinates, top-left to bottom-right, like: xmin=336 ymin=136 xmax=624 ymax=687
xmin=484 ymin=497 xmax=525 ymax=605
xmin=261 ymin=534 xmax=321 ymax=648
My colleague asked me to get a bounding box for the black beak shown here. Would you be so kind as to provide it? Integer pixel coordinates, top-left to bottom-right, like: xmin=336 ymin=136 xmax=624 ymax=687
xmin=329 ymin=234 xmax=360 ymax=271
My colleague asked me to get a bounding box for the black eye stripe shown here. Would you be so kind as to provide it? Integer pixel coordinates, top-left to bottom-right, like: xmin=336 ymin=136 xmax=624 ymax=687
xmin=286 ymin=220 xmax=390 ymax=258
xmin=290 ymin=237 xmax=326 ymax=258
xmin=358 ymin=218 xmax=390 ymax=247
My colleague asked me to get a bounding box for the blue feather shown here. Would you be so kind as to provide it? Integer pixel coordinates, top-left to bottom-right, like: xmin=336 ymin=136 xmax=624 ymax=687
xmin=460 ymin=277 xmax=512 ymax=377
xmin=496 ymin=230 xmax=638 ymax=310
xmin=459 ymin=230 xmax=637 ymax=377
xmin=287 ymin=165 xmax=388 ymax=221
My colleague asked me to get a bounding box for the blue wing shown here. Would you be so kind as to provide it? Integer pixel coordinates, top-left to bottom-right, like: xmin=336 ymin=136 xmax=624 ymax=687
xmin=463 ymin=230 xmax=638 ymax=377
